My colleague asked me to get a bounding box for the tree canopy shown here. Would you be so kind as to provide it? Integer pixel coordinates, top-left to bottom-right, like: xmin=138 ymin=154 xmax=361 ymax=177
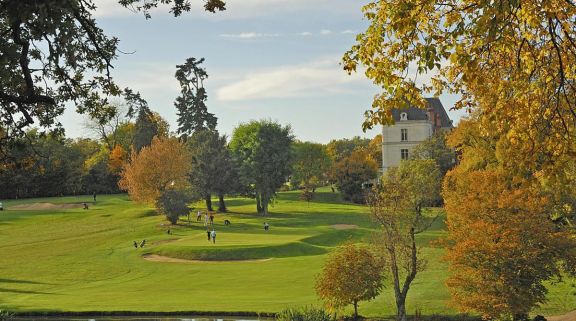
xmin=0 ymin=0 xmax=224 ymax=156
xmin=230 ymin=120 xmax=294 ymax=215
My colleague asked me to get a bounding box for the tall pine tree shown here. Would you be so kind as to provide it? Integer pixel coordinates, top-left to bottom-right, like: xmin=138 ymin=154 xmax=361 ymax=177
xmin=174 ymin=57 xmax=217 ymax=137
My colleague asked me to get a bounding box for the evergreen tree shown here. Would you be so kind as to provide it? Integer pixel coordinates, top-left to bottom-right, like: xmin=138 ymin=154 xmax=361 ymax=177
xmin=174 ymin=57 xmax=217 ymax=137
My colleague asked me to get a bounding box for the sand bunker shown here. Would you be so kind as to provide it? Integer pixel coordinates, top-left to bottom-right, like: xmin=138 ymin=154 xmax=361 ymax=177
xmin=142 ymin=254 xmax=272 ymax=264
xmin=548 ymin=310 xmax=576 ymax=321
xmin=331 ymin=224 xmax=358 ymax=230
xmin=9 ymin=202 xmax=85 ymax=210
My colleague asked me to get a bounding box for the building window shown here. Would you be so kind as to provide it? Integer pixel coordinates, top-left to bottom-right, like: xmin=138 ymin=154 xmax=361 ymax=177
xmin=401 ymin=149 xmax=409 ymax=160
xmin=400 ymin=112 xmax=408 ymax=121
xmin=401 ymin=128 xmax=408 ymax=141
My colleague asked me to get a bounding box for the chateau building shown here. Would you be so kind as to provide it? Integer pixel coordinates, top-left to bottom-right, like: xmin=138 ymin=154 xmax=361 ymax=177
xmin=381 ymin=97 xmax=453 ymax=172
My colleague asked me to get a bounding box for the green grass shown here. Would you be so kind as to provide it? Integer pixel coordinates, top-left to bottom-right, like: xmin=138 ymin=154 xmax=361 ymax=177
xmin=0 ymin=188 xmax=573 ymax=317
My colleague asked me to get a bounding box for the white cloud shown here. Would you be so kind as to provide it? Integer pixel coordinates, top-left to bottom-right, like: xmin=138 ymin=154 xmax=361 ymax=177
xmin=320 ymin=29 xmax=332 ymax=35
xmin=299 ymin=31 xmax=313 ymax=36
xmin=341 ymin=29 xmax=356 ymax=34
xmin=220 ymin=32 xmax=280 ymax=39
xmin=216 ymin=58 xmax=365 ymax=102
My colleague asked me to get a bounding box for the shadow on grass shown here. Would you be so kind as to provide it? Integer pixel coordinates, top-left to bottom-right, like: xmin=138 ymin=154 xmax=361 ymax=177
xmin=0 ymin=278 xmax=48 ymax=285
xmin=0 ymin=288 xmax=54 ymax=295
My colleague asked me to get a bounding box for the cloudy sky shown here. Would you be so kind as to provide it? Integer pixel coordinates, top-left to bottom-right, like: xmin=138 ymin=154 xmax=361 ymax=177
xmin=60 ymin=0 xmax=466 ymax=143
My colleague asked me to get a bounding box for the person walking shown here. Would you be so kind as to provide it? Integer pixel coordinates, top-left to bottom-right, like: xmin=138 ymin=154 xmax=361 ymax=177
xmin=93 ymin=192 xmax=97 ymax=202
xmin=197 ymin=211 xmax=202 ymax=221
xmin=204 ymin=213 xmax=209 ymax=226
xmin=209 ymin=213 xmax=214 ymax=225
xmin=207 ymin=230 xmax=211 ymax=241
xmin=211 ymin=230 xmax=216 ymax=244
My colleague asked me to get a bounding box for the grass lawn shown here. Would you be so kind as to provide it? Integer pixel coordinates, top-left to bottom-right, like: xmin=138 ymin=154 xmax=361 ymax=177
xmin=0 ymin=187 xmax=573 ymax=317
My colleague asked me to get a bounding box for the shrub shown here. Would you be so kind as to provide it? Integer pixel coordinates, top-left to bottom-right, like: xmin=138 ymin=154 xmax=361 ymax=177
xmin=155 ymin=189 xmax=194 ymax=224
xmin=276 ymin=306 xmax=332 ymax=321
xmin=0 ymin=309 xmax=14 ymax=321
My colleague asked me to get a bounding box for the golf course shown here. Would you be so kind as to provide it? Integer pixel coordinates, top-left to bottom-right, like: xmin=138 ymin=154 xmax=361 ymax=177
xmin=0 ymin=188 xmax=574 ymax=318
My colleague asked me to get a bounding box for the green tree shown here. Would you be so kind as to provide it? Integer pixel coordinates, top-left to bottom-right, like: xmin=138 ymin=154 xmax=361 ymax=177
xmin=187 ymin=129 xmax=237 ymax=212
xmin=315 ymin=243 xmax=385 ymax=319
xmin=134 ymin=107 xmax=169 ymax=153
xmin=411 ymin=131 xmax=454 ymax=177
xmin=292 ymin=141 xmax=331 ymax=196
xmin=0 ymin=0 xmax=224 ymax=154
xmin=326 ymin=136 xmax=371 ymax=163
xmin=230 ymin=120 xmax=294 ymax=215
xmin=332 ymin=150 xmax=378 ymax=204
xmin=175 ymin=57 xmax=217 ymax=137
xmin=368 ymin=159 xmax=441 ymax=321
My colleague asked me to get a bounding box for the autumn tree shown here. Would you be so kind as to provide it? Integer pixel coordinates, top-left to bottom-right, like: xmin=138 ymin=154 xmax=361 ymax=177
xmin=119 ymin=137 xmax=191 ymax=204
xmin=443 ymin=169 xmax=576 ymax=321
xmin=343 ymin=0 xmax=576 ymax=201
xmin=368 ymin=159 xmax=441 ymax=321
xmin=441 ymin=114 xmax=576 ymax=320
xmin=292 ymin=141 xmax=331 ymax=197
xmin=0 ymin=0 xmax=224 ymax=155
xmin=230 ymin=120 xmax=294 ymax=215
xmin=315 ymin=243 xmax=385 ymax=319
xmin=175 ymin=57 xmax=217 ymax=138
xmin=331 ymin=150 xmax=378 ymax=204
xmin=108 ymin=144 xmax=127 ymax=174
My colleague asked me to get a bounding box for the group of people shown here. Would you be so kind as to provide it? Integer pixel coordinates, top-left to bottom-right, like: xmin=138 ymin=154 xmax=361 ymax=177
xmin=133 ymin=239 xmax=146 ymax=248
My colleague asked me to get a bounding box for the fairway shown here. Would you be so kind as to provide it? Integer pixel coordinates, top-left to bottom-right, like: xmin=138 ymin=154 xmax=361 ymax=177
xmin=0 ymin=188 xmax=573 ymax=317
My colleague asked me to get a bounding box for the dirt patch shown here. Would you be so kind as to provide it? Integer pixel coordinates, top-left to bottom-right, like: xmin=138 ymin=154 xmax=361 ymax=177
xmin=331 ymin=224 xmax=358 ymax=230
xmin=548 ymin=310 xmax=576 ymax=321
xmin=9 ymin=202 xmax=85 ymax=210
xmin=142 ymin=254 xmax=272 ymax=264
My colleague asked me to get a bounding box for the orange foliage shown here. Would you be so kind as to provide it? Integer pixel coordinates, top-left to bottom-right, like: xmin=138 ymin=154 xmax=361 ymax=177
xmin=108 ymin=145 xmax=127 ymax=174
xmin=443 ymin=169 xmax=576 ymax=320
xmin=119 ymin=137 xmax=191 ymax=204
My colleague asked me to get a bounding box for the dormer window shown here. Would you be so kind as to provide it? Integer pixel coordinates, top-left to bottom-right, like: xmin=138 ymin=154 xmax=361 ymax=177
xmin=400 ymin=112 xmax=408 ymax=121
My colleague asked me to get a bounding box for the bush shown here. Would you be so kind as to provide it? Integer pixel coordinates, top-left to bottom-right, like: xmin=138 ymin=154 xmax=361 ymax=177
xmin=276 ymin=306 xmax=332 ymax=321
xmin=155 ymin=189 xmax=194 ymax=224
xmin=0 ymin=309 xmax=14 ymax=321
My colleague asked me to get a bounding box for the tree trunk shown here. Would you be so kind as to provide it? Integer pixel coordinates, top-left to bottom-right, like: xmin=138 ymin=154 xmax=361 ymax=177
xmin=262 ymin=193 xmax=269 ymax=216
xmin=217 ymin=193 xmax=227 ymax=212
xmin=353 ymin=300 xmax=358 ymax=320
xmin=256 ymin=193 xmax=263 ymax=214
xmin=205 ymin=194 xmax=213 ymax=212
xmin=396 ymin=300 xmax=407 ymax=321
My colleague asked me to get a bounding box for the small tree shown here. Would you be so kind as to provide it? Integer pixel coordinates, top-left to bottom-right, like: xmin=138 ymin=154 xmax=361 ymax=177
xmin=315 ymin=243 xmax=384 ymax=319
xmin=155 ymin=189 xmax=194 ymax=224
xmin=331 ymin=150 xmax=378 ymax=203
xmin=368 ymin=159 xmax=441 ymax=321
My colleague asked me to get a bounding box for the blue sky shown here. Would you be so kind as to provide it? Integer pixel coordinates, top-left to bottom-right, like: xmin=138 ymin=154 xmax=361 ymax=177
xmin=60 ymin=0 xmax=467 ymax=143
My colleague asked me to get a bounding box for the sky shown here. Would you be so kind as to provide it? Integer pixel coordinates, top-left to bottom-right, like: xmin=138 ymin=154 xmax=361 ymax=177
xmin=59 ymin=0 xmax=467 ymax=144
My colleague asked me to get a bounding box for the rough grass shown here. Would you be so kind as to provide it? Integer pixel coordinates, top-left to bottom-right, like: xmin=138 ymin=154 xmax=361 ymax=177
xmin=0 ymin=188 xmax=573 ymax=317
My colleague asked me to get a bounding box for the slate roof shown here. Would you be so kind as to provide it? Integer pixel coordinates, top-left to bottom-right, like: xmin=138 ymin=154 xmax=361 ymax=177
xmin=390 ymin=97 xmax=453 ymax=128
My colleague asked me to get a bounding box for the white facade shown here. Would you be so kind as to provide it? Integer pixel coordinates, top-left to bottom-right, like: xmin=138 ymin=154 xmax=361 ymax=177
xmin=382 ymin=118 xmax=433 ymax=172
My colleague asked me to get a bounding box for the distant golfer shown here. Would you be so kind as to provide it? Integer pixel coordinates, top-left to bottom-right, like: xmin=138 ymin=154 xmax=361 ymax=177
xmin=196 ymin=211 xmax=202 ymax=221
xmin=207 ymin=230 xmax=211 ymax=241
xmin=204 ymin=213 xmax=209 ymax=226
xmin=209 ymin=213 xmax=214 ymax=225
xmin=93 ymin=192 xmax=96 ymax=202
xmin=211 ymin=230 xmax=216 ymax=244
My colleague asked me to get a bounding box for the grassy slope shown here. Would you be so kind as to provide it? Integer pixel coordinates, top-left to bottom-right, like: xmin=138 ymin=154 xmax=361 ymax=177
xmin=0 ymin=188 xmax=573 ymax=317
